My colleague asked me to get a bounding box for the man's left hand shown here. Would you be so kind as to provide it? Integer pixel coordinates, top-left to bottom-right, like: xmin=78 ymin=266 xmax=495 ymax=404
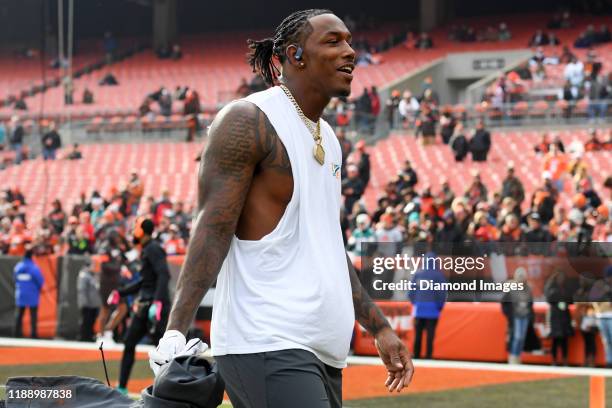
xmin=374 ymin=327 xmax=414 ymax=393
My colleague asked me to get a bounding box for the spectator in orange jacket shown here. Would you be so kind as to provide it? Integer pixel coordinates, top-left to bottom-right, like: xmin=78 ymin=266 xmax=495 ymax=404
xmin=7 ymin=219 xmax=32 ymax=256
xmin=79 ymin=211 xmax=95 ymax=244
xmin=499 ymin=214 xmax=522 ymax=242
xmin=471 ymin=210 xmax=499 ymax=242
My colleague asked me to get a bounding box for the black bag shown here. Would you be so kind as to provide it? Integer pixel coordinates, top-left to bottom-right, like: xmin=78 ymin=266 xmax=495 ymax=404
xmin=142 ymin=355 xmax=224 ymax=408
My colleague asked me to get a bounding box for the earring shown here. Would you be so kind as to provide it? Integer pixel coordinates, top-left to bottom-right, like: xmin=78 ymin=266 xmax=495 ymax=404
xmin=299 ymin=62 xmax=305 ymax=67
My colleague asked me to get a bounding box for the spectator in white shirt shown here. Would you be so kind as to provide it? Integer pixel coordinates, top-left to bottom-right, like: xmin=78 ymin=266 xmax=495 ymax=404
xmin=564 ymin=57 xmax=584 ymax=91
xmin=398 ymin=91 xmax=420 ymax=127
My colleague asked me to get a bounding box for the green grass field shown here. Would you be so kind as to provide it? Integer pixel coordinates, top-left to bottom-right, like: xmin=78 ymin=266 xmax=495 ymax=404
xmin=346 ymin=377 xmax=603 ymax=407
xmin=2 ymin=362 xmax=611 ymax=407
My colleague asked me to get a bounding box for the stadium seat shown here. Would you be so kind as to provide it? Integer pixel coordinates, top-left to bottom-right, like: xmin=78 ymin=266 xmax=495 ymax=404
xmin=86 ymin=116 xmax=104 ymax=133
xmin=573 ymin=98 xmax=590 ymax=118
xmin=529 ymin=100 xmax=550 ymax=119
xmin=510 ymin=101 xmax=529 ymax=120
xmin=553 ymin=100 xmax=569 ymax=118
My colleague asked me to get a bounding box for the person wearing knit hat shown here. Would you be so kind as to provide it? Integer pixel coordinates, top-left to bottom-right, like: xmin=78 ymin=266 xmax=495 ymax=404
xmin=592 ymin=205 xmax=610 ymax=241
xmin=348 ymin=213 xmax=375 ymax=258
xmin=524 ymin=212 xmax=553 ymax=243
xmin=596 ymin=204 xmax=609 ymax=219
xmin=375 ymin=212 xmax=403 ymax=258
xmin=356 ymin=213 xmax=370 ymax=226
xmin=573 ymin=193 xmax=587 ymax=209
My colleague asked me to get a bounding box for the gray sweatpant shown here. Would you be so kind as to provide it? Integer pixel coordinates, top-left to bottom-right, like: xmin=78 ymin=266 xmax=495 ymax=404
xmin=215 ymin=349 xmax=342 ymax=408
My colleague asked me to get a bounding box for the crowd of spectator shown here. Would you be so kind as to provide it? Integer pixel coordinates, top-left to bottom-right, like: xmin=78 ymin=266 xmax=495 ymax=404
xmin=138 ymin=85 xmax=201 ymax=120
xmin=135 ymin=85 xmax=202 ymax=140
xmin=0 ymin=116 xmax=84 ymax=170
xmin=0 ymin=172 xmax=193 ymax=259
xmin=436 ymin=12 xmax=608 ymax=123
xmin=340 ymin=129 xmax=612 ymax=259
xmin=322 ymin=76 xmax=447 ymax=136
xmin=320 ymin=16 xmax=611 ymax=128
xmin=477 ymin=44 xmax=610 ymax=122
xmin=383 ymin=77 xmax=445 ymax=133
xmin=381 ymin=78 xmax=497 ymax=160
xmin=5 ymin=124 xmax=606 ymax=261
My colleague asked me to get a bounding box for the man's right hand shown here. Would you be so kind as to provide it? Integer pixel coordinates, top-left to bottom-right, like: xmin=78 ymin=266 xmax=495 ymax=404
xmin=148 ymin=330 xmax=208 ymax=376
xmin=375 ymin=327 xmax=414 ymax=393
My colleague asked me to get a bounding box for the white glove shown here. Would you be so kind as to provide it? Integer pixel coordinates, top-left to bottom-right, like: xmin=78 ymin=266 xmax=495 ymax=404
xmin=148 ymin=330 xmax=208 ymax=376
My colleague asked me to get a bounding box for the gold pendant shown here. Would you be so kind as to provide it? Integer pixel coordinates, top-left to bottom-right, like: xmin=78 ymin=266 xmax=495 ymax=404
xmin=313 ymin=144 xmax=325 ymax=165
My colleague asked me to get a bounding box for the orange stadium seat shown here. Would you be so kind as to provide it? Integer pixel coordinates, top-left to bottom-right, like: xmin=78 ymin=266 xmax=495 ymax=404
xmin=573 ymin=98 xmax=590 ymax=118
xmin=553 ymin=100 xmax=569 ymax=118
xmin=529 ymin=100 xmax=550 ymax=119
xmin=510 ymin=101 xmax=529 ymax=120
xmin=85 ymin=116 xmax=104 ymax=133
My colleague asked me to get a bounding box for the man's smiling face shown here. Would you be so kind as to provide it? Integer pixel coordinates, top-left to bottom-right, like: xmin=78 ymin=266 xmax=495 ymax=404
xmin=300 ymin=14 xmax=356 ymax=98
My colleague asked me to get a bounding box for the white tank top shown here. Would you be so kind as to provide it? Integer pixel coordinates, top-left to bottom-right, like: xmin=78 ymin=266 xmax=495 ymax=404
xmin=210 ymin=86 xmax=355 ymax=368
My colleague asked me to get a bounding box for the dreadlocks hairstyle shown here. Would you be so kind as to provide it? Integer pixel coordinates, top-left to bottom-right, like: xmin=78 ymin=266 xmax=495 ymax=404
xmin=247 ymin=9 xmax=332 ymax=86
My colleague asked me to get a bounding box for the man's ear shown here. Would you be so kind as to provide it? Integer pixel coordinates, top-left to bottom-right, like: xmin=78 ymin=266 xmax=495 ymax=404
xmin=285 ymin=44 xmax=305 ymax=67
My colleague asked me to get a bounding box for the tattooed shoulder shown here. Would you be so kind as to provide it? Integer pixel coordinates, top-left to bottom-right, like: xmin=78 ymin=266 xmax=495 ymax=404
xmin=257 ymin=109 xmax=292 ymax=176
xmin=202 ymin=100 xmax=291 ymax=177
xmin=202 ymin=101 xmax=262 ymax=179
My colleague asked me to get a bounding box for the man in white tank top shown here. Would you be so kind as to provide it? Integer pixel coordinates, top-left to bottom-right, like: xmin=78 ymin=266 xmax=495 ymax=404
xmin=149 ymin=9 xmax=414 ymax=407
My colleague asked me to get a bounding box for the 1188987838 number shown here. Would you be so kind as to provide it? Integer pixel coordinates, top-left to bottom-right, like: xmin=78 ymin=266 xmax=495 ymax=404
xmin=5 ymin=386 xmax=75 ymax=405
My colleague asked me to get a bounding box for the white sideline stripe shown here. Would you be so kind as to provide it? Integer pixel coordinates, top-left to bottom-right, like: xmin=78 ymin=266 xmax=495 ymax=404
xmin=347 ymin=355 xmax=612 ymax=377
xmin=0 ymin=337 xmax=155 ymax=353
xmin=0 ymin=336 xmax=214 ymax=356
xmin=2 ymin=337 xmax=612 ymax=378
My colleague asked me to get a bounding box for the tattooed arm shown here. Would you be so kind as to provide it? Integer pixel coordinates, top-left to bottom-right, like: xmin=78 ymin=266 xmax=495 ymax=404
xmin=166 ymin=101 xmax=269 ymax=334
xmin=347 ymin=253 xmax=391 ymax=335
xmin=347 ymin=253 xmax=415 ymax=392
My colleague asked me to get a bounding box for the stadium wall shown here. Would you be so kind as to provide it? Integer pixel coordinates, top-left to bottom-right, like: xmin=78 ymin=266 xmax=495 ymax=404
xmin=354 ymin=301 xmax=608 ymax=366
xmin=1 ymin=254 xmax=609 ymax=367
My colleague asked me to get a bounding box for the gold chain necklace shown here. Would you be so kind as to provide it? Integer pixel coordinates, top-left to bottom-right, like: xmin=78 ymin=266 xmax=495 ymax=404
xmin=279 ymin=84 xmax=325 ymax=165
